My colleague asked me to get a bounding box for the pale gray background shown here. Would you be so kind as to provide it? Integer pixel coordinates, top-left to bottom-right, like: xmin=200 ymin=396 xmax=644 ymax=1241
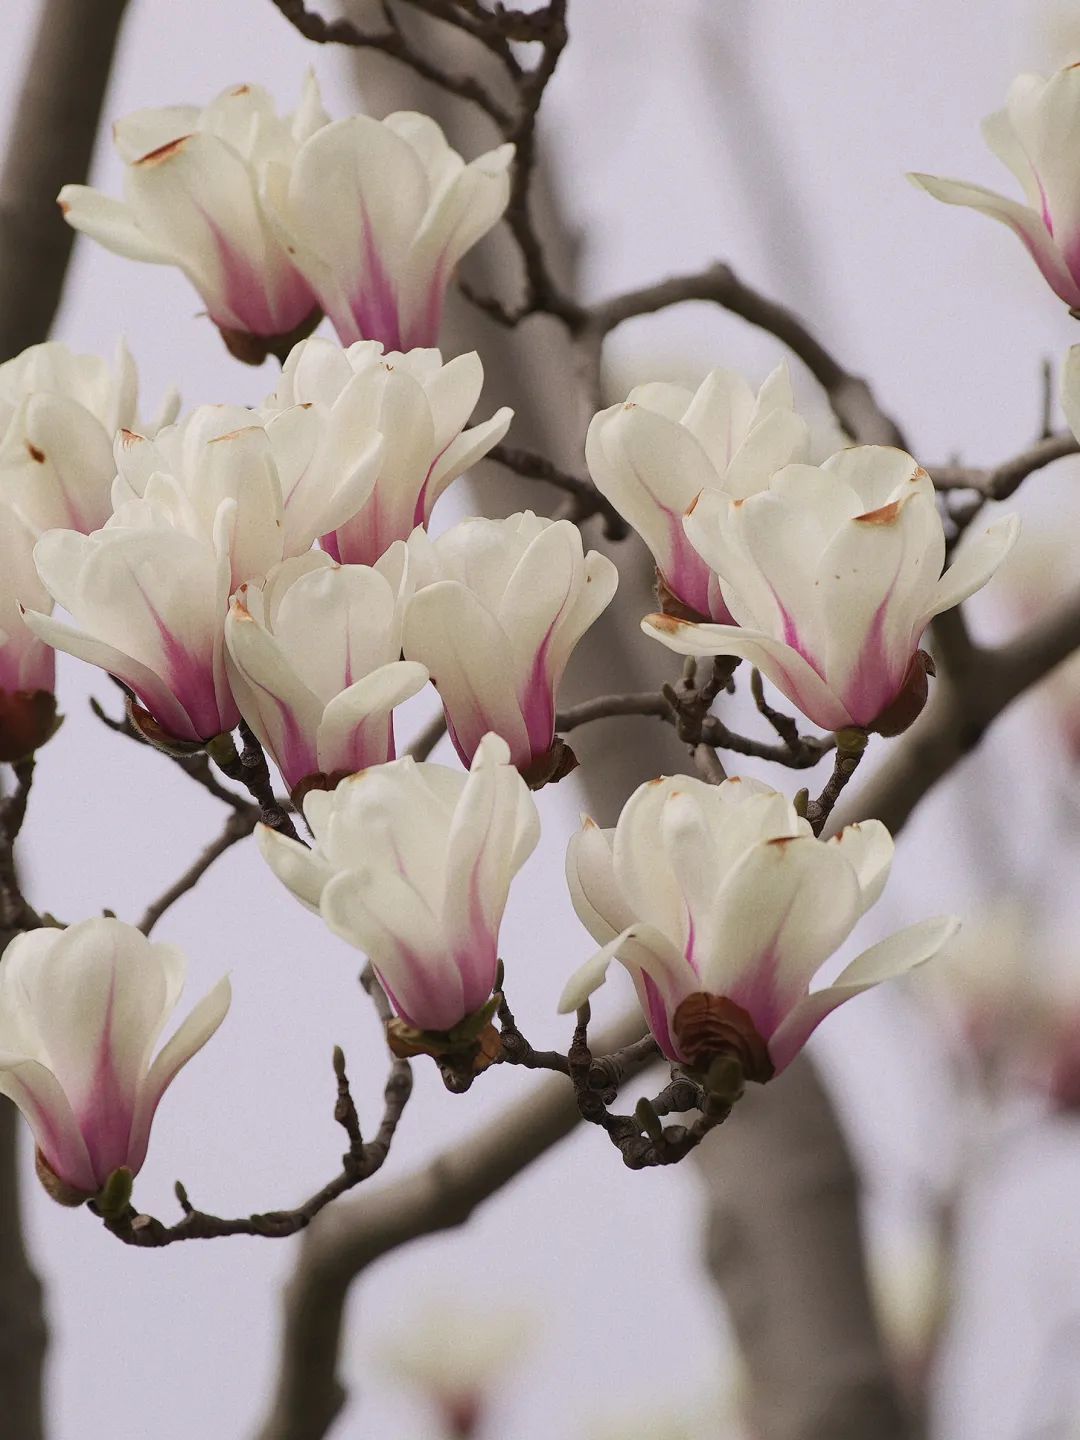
xmin=4 ymin=1 xmax=1080 ymax=1437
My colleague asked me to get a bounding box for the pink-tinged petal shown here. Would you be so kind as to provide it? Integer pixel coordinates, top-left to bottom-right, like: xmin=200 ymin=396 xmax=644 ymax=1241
xmin=315 ymin=660 xmax=428 ymax=780
xmin=921 ymin=514 xmax=1020 ymax=627
xmin=442 ymin=733 xmax=539 ymax=1014
xmin=909 ymin=172 xmax=1080 ymax=308
xmin=402 ymin=581 xmax=530 ymax=768
xmin=321 ymin=866 xmax=465 ymax=1032
xmin=127 ymin=976 xmax=232 ymax=1176
xmin=641 ymin=615 xmax=855 ymax=732
xmin=5 ymin=393 xmax=117 ymax=534
xmin=701 ymin=836 xmax=863 ymax=1039
xmin=126 ymin=132 xmax=315 ymax=335
xmin=767 ymin=916 xmax=960 ymax=1074
xmin=224 ymin=596 xmax=323 ymax=791
xmin=586 ymin=401 xmax=717 ymax=618
xmin=0 ymin=1055 xmax=97 ymax=1195
xmin=818 ymin=488 xmax=944 ymax=726
xmin=557 ymin=923 xmax=693 ymax=1061
xmin=421 ymin=406 xmax=513 ymax=524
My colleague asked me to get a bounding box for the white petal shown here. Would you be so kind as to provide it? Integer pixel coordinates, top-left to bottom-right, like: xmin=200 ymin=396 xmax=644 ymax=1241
xmin=257 ymin=822 xmax=335 ymax=912
xmin=923 ymin=513 xmax=1021 ymax=624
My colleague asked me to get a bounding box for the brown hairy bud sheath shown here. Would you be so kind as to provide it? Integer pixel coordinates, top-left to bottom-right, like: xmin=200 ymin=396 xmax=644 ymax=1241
xmin=0 ymin=688 xmax=59 ymax=762
xmin=870 ymin=648 xmax=936 ymax=737
xmin=520 ymin=736 xmax=578 ymax=790
xmin=671 ymin=992 xmax=775 ymax=1084
xmin=34 ymin=1149 xmax=91 ymax=1208
xmin=654 ymin=567 xmax=710 ymax=624
xmin=216 ymin=306 xmax=322 ymax=367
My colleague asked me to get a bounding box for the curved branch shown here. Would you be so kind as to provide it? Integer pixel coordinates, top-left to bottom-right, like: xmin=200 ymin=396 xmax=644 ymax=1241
xmin=253 ymin=1011 xmax=651 ymax=1440
xmin=137 ymin=809 xmax=258 ymax=936
xmin=929 ymin=431 xmax=1079 ymax=499
xmin=587 ymin=261 xmax=907 ymax=448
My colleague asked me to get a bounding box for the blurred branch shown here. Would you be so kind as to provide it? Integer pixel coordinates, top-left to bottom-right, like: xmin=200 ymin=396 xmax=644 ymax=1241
xmin=253 ymin=1011 xmax=651 ymax=1440
xmin=489 ymin=442 xmax=628 ymax=539
xmin=929 ymin=431 xmax=1079 ymax=499
xmin=698 ymin=1055 xmax=913 ymax=1440
xmin=0 ymin=0 xmax=131 ymax=360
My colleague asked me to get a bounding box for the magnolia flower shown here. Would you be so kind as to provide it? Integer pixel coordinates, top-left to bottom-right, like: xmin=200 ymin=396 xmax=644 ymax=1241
xmin=111 ymin=400 xmax=383 ymax=591
xmin=25 ymin=512 xmax=239 ymax=746
xmin=59 ymin=79 xmax=327 ymax=363
xmin=911 ymin=67 xmax=1080 ymax=310
xmin=586 ymin=363 xmax=809 ymax=620
xmin=0 ymin=918 xmax=230 ymax=1203
xmin=642 ymin=447 xmax=1019 ymax=734
xmin=258 ymin=734 xmax=539 ymax=1036
xmin=225 ymin=550 xmax=428 ymax=796
xmin=560 ymin=775 xmax=958 ymax=1080
xmin=0 ymin=501 xmax=57 ymax=761
xmin=265 ymin=337 xmax=512 ymax=566
xmin=401 ymin=513 xmax=619 ymax=781
xmin=0 ymin=339 xmax=178 ymax=535
xmin=380 ymin=1300 xmax=533 ymax=1439
xmin=264 ymin=111 xmax=513 ymax=351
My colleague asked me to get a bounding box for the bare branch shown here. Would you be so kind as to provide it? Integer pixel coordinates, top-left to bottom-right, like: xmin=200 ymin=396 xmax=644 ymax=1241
xmin=929 ymin=431 xmax=1079 ymax=499
xmin=0 ymin=0 xmax=131 ymax=360
xmin=137 ymin=809 xmax=258 ymax=936
xmin=253 ymin=1011 xmax=650 ymax=1440
xmin=405 ymin=710 xmax=448 ymax=762
xmin=267 ymin=0 xmax=514 ymax=127
xmin=103 ymin=1047 xmax=413 ymax=1248
xmin=488 ymin=442 xmax=629 ymax=538
xmin=586 ymin=261 xmax=906 ymax=448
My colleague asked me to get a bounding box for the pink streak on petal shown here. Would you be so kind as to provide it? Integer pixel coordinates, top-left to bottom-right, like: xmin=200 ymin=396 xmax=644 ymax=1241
xmin=640 ymin=972 xmax=680 ymax=1062
xmin=75 ymin=977 xmax=137 ymax=1185
xmin=660 ymin=514 xmax=714 ymax=619
xmin=202 ymin=215 xmax=316 ymax=337
xmin=343 ymin=212 xmax=405 ymax=351
xmin=130 ymin=577 xmax=234 ymax=740
xmin=838 ymin=590 xmax=910 ymax=728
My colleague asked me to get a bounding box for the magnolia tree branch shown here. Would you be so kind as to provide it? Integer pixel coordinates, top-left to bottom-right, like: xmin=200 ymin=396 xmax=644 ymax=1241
xmin=137 ymin=808 xmax=259 ymax=937
xmin=0 ymin=0 xmax=131 ymax=361
xmin=253 ymin=1011 xmax=652 ymax=1440
xmin=929 ymin=431 xmax=1079 ymax=498
xmin=697 ymin=1056 xmax=912 ymax=1440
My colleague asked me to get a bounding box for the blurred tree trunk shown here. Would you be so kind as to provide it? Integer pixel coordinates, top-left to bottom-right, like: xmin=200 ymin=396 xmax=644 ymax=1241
xmin=0 ymin=1 xmax=132 ymax=1434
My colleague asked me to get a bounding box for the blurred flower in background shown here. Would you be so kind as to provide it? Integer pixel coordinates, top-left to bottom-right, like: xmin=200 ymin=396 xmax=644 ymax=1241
xmin=378 ymin=1298 xmax=534 ymax=1439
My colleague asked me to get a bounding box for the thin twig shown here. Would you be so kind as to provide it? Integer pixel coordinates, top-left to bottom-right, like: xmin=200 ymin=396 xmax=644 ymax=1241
xmin=103 ymin=1046 xmax=413 ymax=1247
xmin=586 ymin=261 xmax=906 ymax=448
xmin=488 ymin=442 xmax=628 ymax=538
xmin=137 ymin=809 xmax=258 ymax=936
xmin=929 ymin=432 xmax=1078 ymax=499
xmin=266 ymin=0 xmax=514 ymax=127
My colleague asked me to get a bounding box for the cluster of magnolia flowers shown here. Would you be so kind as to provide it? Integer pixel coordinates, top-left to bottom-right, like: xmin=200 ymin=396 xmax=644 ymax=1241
xmin=0 ymin=63 xmax=1066 ymax=1211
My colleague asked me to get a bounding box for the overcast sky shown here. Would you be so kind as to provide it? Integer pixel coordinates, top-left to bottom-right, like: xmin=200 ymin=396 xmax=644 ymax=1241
xmin=5 ymin=2 xmax=1080 ymax=1438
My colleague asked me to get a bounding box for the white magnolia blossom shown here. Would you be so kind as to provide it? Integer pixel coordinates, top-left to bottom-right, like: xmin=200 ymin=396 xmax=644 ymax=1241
xmin=25 ymin=507 xmax=239 ymax=746
xmin=265 ymin=337 xmax=512 ymax=566
xmin=586 ymin=363 xmax=810 ymax=620
xmin=263 ymin=111 xmax=513 ymax=352
xmin=0 ymin=339 xmax=178 ymax=536
xmin=111 ymin=400 xmax=383 ymax=591
xmin=59 ymin=79 xmax=327 ymax=362
xmin=642 ymin=446 xmax=1019 ymax=733
xmin=225 ymin=550 xmax=428 ymax=795
xmin=912 ymin=66 xmax=1080 ymax=310
xmin=258 ymin=734 xmax=539 ymax=1034
xmin=0 ymin=500 xmax=56 ymax=761
xmin=560 ymin=775 xmax=958 ymax=1078
xmin=380 ymin=1301 xmax=533 ymax=1437
xmin=0 ymin=918 xmax=230 ymax=1201
xmin=401 ymin=512 xmax=619 ymax=776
